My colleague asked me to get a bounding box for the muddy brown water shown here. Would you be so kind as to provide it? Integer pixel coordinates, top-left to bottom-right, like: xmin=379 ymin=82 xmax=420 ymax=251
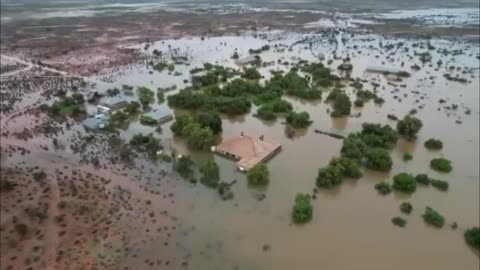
xmin=2 ymin=32 xmax=479 ymax=269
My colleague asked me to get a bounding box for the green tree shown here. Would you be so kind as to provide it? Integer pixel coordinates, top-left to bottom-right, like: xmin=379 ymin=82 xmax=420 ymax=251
xmin=329 ymin=157 xmax=363 ymax=179
xmin=316 ymin=165 xmax=343 ymax=188
xmin=375 ymin=181 xmax=392 ymax=195
xmin=415 ymin=174 xmax=431 ymax=185
xmin=464 ymin=227 xmax=480 ymax=249
xmin=392 ymin=173 xmax=416 ymax=194
xmin=400 ymin=202 xmax=413 ymax=214
xmin=241 ymin=67 xmax=261 ymax=80
xmin=171 ymin=114 xmax=194 ymax=136
xmin=422 ymin=207 xmax=445 ymax=227
xmin=331 ymin=92 xmax=351 ymax=117
xmin=430 ymin=158 xmax=452 ymax=173
xmin=196 ymin=111 xmax=222 ymax=135
xmin=430 ymin=179 xmax=449 ymax=191
xmin=397 ymin=115 xmax=423 ymax=140
xmin=247 ymin=164 xmax=269 ymax=186
xmin=137 ymin=86 xmax=155 ymax=108
xmin=292 ymin=193 xmax=313 ymax=224
xmin=364 ymin=148 xmax=393 ymax=171
xmin=424 ymin=138 xmax=443 ymax=150
xmin=286 ymin=111 xmax=312 ymax=129
xmin=392 ymin=217 xmax=407 ymax=227
xmin=182 ymin=123 xmax=215 ymax=150
xmin=199 ymin=160 xmax=220 ymax=187
xmin=175 ymin=155 xmax=195 ymax=179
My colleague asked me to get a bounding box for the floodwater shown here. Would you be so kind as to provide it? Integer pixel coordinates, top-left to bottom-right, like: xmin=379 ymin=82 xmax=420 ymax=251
xmin=84 ymin=32 xmax=480 ymax=269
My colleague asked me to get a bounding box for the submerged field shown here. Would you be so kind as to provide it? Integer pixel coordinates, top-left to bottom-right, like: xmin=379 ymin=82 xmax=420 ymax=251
xmin=1 ymin=30 xmax=479 ymax=270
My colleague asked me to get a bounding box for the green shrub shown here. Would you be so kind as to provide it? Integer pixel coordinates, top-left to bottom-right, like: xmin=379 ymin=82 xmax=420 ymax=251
xmin=430 ymin=158 xmax=452 ymax=173
xmin=316 ymin=165 xmax=343 ymax=188
xmin=424 ymin=138 xmax=443 ymax=150
xmin=364 ymin=148 xmax=393 ymax=171
xmin=247 ymin=164 xmax=269 ymax=186
xmin=375 ymin=181 xmax=392 ymax=195
xmin=397 ymin=115 xmax=423 ymax=141
xmin=393 ymin=173 xmax=416 ymax=193
xmin=464 ymin=227 xmax=480 ymax=249
xmin=403 ymin=153 xmax=413 ymax=161
xmin=400 ymin=202 xmax=413 ymax=214
xmin=292 ymin=193 xmax=313 ymax=224
xmin=422 ymin=207 xmax=445 ymax=227
xmin=430 ymin=179 xmax=449 ymax=191
xmin=392 ymin=217 xmax=407 ymax=227
xmin=171 ymin=114 xmax=194 ymax=136
xmin=199 ymin=160 xmax=220 ymax=187
xmin=415 ymin=174 xmax=431 ymax=185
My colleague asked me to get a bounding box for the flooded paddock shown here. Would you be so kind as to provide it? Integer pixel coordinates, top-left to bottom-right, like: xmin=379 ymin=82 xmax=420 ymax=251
xmin=43 ymin=32 xmax=479 ymax=269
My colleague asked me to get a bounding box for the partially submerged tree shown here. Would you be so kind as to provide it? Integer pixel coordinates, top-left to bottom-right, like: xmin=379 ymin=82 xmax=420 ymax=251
xmin=292 ymin=193 xmax=313 ymax=224
xmin=397 ymin=115 xmax=423 ymax=140
xmin=247 ymin=164 xmax=270 ymax=186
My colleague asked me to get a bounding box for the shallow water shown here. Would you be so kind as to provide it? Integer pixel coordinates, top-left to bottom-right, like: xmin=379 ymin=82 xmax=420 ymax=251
xmin=83 ymin=32 xmax=480 ymax=269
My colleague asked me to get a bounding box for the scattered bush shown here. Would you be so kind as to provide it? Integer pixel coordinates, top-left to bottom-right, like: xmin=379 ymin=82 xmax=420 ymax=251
xmin=392 ymin=217 xmax=407 ymax=227
xmin=424 ymin=138 xmax=443 ymax=150
xmin=430 ymin=158 xmax=452 ymax=173
xmin=199 ymin=160 xmax=220 ymax=187
xmin=430 ymin=179 xmax=449 ymax=191
xmin=247 ymin=164 xmax=269 ymax=186
xmin=422 ymin=207 xmax=445 ymax=227
xmin=464 ymin=227 xmax=480 ymax=249
xmin=393 ymin=173 xmax=416 ymax=194
xmin=375 ymin=181 xmax=392 ymax=195
xmin=15 ymin=223 xmax=28 ymax=236
xmin=364 ymin=148 xmax=393 ymax=171
xmin=415 ymin=174 xmax=431 ymax=185
xmin=397 ymin=115 xmax=423 ymax=141
xmin=129 ymin=133 xmax=162 ymax=159
xmin=33 ymin=171 xmax=47 ymax=182
xmin=0 ymin=178 xmax=15 ymax=192
xmin=292 ymin=193 xmax=313 ymax=224
xmin=400 ymin=202 xmax=413 ymax=214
